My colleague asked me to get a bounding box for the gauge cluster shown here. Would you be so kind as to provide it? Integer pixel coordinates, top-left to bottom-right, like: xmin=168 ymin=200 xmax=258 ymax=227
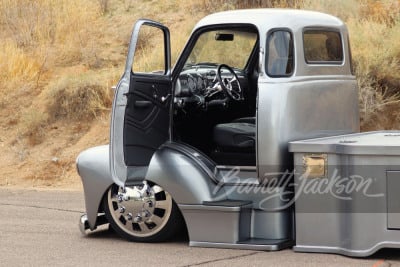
xmin=178 ymin=70 xmax=216 ymax=95
xmin=174 ymin=65 xmax=244 ymax=112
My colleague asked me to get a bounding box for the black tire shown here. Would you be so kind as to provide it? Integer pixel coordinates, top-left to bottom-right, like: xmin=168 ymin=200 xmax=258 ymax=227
xmin=103 ymin=182 xmax=185 ymax=242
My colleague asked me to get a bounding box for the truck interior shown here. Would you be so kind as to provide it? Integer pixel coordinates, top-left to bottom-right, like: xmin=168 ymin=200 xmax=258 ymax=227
xmin=172 ymin=26 xmax=295 ymax=169
xmin=172 ymin=26 xmax=260 ymax=167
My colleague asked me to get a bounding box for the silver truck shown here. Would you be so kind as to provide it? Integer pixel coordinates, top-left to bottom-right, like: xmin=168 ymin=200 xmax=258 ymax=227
xmin=77 ymin=9 xmax=400 ymax=257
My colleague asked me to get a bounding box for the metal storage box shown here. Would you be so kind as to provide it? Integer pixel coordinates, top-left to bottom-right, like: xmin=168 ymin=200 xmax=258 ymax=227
xmin=289 ymin=131 xmax=400 ymax=257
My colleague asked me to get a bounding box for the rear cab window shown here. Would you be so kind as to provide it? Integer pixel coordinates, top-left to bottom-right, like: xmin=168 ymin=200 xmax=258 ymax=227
xmin=303 ymin=29 xmax=343 ymax=64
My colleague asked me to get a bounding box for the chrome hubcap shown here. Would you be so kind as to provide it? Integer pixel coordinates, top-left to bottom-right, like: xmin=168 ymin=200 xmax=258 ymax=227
xmin=108 ymin=181 xmax=172 ymax=237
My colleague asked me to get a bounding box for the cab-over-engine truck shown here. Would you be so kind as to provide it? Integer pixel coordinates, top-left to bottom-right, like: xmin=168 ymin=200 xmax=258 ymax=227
xmin=77 ymin=9 xmax=400 ymax=257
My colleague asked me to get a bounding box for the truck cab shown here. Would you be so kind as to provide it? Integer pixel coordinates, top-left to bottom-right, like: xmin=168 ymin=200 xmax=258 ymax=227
xmin=111 ymin=9 xmax=358 ymax=185
xmin=78 ymin=9 xmax=359 ymax=252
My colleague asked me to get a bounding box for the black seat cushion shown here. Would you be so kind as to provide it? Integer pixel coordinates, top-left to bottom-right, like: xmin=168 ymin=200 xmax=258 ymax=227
xmin=213 ymin=122 xmax=255 ymax=151
xmin=232 ymin=117 xmax=256 ymax=124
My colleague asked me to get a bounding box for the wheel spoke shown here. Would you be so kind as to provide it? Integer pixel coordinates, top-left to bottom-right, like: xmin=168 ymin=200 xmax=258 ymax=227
xmin=155 ymin=199 xmax=169 ymax=209
xmin=110 ymin=193 xmax=119 ymax=202
xmin=124 ymin=220 xmax=134 ymax=231
xmin=150 ymin=215 xmax=163 ymax=226
xmin=138 ymin=221 xmax=151 ymax=234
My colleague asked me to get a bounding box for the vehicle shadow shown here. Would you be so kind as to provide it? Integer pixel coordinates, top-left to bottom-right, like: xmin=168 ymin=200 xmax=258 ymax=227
xmin=367 ymin=248 xmax=400 ymax=261
xmin=83 ymin=225 xmax=400 ymax=260
xmin=84 ymin=223 xmax=189 ymax=243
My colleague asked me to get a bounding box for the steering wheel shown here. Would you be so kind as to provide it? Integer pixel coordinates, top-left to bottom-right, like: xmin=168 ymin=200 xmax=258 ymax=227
xmin=216 ymin=64 xmax=242 ymax=101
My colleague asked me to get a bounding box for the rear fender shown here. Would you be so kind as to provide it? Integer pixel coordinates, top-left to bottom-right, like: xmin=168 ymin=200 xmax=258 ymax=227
xmin=76 ymin=145 xmax=113 ymax=230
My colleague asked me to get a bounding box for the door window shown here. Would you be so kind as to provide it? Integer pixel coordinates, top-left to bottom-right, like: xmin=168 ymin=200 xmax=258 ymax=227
xmin=132 ymin=25 xmax=167 ymax=74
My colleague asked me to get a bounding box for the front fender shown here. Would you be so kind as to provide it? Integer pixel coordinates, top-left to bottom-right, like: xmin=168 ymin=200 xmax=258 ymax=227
xmin=76 ymin=145 xmax=113 ymax=230
xmin=145 ymin=142 xmax=226 ymax=204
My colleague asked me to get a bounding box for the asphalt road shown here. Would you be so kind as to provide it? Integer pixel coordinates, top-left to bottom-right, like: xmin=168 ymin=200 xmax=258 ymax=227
xmin=1 ymin=188 xmax=400 ymax=267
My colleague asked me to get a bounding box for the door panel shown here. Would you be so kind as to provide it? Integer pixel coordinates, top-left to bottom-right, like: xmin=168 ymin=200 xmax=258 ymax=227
xmin=110 ymin=20 xmax=171 ymax=186
xmin=123 ymin=75 xmax=170 ymax=166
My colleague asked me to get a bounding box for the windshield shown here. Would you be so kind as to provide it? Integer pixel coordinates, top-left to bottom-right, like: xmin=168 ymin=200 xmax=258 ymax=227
xmin=184 ymin=29 xmax=258 ymax=70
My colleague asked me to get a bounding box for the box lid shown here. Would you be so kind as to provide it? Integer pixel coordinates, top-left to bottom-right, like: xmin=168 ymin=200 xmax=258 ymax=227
xmin=289 ymin=131 xmax=400 ymax=155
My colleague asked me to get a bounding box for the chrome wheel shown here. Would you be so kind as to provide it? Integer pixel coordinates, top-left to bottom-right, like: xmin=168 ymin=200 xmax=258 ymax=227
xmin=105 ymin=181 xmax=174 ymax=239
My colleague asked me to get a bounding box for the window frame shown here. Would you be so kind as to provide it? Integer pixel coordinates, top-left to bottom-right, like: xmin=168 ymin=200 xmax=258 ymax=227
xmin=183 ymin=26 xmax=259 ymax=71
xmin=347 ymin=34 xmax=355 ymax=75
xmin=172 ymin=24 xmax=259 ymax=81
xmin=131 ymin=23 xmax=170 ymax=76
xmin=265 ymin=28 xmax=295 ymax=78
xmin=302 ymin=27 xmax=344 ymax=65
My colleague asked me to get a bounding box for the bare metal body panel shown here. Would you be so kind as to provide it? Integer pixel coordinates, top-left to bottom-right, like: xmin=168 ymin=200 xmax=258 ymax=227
xmin=76 ymin=145 xmax=112 ymax=230
xmin=257 ymin=76 xmax=359 ymax=181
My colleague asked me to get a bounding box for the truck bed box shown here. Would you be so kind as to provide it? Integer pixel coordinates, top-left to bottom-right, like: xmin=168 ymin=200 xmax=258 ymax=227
xmin=290 ymin=131 xmax=400 ymax=257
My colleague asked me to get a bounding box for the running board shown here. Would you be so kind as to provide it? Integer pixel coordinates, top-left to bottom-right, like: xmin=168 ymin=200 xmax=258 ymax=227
xmin=179 ymin=201 xmax=253 ymax=244
xmin=190 ymin=238 xmax=294 ymax=251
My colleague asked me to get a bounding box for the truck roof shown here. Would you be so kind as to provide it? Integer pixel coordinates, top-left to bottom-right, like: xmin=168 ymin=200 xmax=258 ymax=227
xmin=194 ymin=9 xmax=345 ymax=32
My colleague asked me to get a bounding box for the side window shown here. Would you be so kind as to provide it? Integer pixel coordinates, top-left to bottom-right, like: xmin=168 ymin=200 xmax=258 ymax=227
xmin=132 ymin=25 xmax=167 ymax=74
xmin=266 ymin=30 xmax=294 ymax=77
xmin=303 ymin=30 xmax=343 ymax=64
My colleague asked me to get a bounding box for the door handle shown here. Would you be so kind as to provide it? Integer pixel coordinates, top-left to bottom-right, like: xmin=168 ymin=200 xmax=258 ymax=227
xmin=134 ymin=100 xmax=152 ymax=108
xmin=161 ymin=94 xmax=171 ymax=102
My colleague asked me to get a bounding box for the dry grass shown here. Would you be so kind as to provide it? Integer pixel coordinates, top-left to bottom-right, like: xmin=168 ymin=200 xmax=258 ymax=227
xmin=45 ymin=72 xmax=114 ymax=122
xmin=0 ymin=40 xmax=41 ymax=98
xmin=0 ymin=40 xmax=39 ymax=81
xmin=189 ymin=0 xmax=305 ymax=12
xmin=0 ymin=0 xmax=100 ymax=46
xmin=344 ymin=1 xmax=400 ymax=129
xmin=19 ymin=110 xmax=49 ymax=146
xmin=0 ymin=0 xmax=101 ymax=79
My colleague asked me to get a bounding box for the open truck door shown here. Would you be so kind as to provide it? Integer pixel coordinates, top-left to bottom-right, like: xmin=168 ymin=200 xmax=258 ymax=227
xmin=110 ymin=20 xmax=172 ymax=186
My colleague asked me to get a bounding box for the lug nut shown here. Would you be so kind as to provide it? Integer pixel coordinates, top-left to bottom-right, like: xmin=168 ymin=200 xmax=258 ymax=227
xmin=143 ymin=210 xmax=151 ymax=218
xmin=127 ymin=213 xmax=133 ymax=221
xmin=119 ymin=206 xmax=126 ymax=213
xmin=133 ymin=215 xmax=142 ymax=223
xmin=117 ymin=194 xmax=123 ymax=203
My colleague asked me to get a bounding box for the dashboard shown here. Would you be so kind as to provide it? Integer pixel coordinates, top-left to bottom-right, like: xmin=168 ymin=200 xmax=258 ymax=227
xmin=176 ymin=69 xmax=217 ymax=96
xmin=174 ymin=65 xmax=245 ymax=111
